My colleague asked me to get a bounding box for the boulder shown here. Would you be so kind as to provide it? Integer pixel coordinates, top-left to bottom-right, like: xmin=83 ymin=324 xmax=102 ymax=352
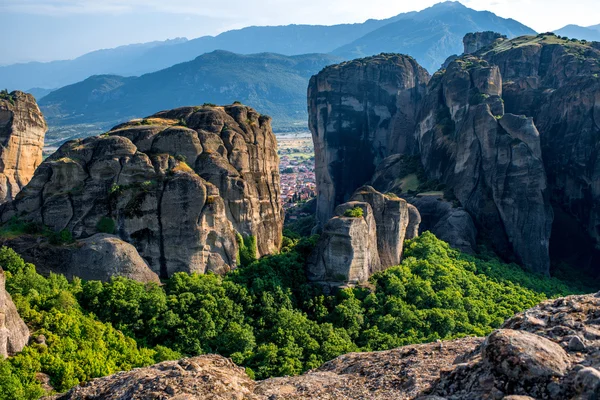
xmin=0 ymin=268 xmax=28 ymax=358
xmin=482 ymin=329 xmax=569 ymax=382
xmin=0 ymin=91 xmax=47 ymax=203
xmin=309 ymin=54 xmax=430 ymax=226
xmin=69 ymin=234 xmax=160 ymax=283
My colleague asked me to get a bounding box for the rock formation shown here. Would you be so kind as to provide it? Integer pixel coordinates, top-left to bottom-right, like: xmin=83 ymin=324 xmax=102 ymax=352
xmin=1 ymin=104 xmax=283 ymax=279
xmin=463 ymin=31 xmax=506 ymax=54
xmin=309 ymin=54 xmax=430 ymax=225
xmin=308 ymin=186 xmax=419 ymax=286
xmin=309 ymin=33 xmax=600 ymax=275
xmin=52 ymin=291 xmax=600 ymax=399
xmin=0 ymin=268 xmax=29 ymax=358
xmin=416 ymin=55 xmax=553 ymax=274
xmin=0 ymin=91 xmax=47 ymax=204
xmin=0 ymin=235 xmax=160 ymax=283
xmin=475 ymin=34 xmax=600 ymax=269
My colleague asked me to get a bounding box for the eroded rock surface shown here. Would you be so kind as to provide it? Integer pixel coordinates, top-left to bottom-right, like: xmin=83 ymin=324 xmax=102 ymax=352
xmin=309 ymin=54 xmax=430 ymax=225
xmin=463 ymin=32 xmax=506 ymax=54
xmin=0 ymin=91 xmax=47 ymax=204
xmin=1 ymin=104 xmax=283 ymax=278
xmin=0 ymin=268 xmax=28 ymax=358
xmin=308 ymin=186 xmax=419 ymax=287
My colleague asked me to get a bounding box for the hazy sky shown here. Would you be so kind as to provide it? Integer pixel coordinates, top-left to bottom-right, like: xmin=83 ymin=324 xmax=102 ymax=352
xmin=1 ymin=0 xmax=599 ymax=65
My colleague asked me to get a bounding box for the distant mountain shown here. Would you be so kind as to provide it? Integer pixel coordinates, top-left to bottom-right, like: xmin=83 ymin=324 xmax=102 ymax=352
xmin=2 ymin=1 xmax=535 ymax=91
xmin=332 ymin=2 xmax=535 ymax=72
xmin=39 ymin=52 xmax=342 ymax=135
xmin=554 ymin=24 xmax=600 ymax=41
xmin=25 ymin=88 xmax=55 ymax=101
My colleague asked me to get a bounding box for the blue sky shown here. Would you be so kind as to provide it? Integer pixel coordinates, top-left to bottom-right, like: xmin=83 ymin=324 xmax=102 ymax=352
xmin=1 ymin=0 xmax=598 ymax=65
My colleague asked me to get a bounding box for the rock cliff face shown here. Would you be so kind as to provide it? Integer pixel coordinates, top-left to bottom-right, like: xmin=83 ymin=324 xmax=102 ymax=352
xmin=475 ymin=35 xmax=600 ymax=269
xmin=1 ymin=104 xmax=283 ymax=278
xmin=309 ymin=54 xmax=430 ymax=225
xmin=416 ymin=55 xmax=553 ymax=274
xmin=0 ymin=268 xmax=29 ymax=358
xmin=52 ymin=291 xmax=600 ymax=399
xmin=0 ymin=91 xmax=47 ymax=204
xmin=310 ymin=33 xmax=600 ymax=275
xmin=307 ymin=186 xmax=418 ymax=286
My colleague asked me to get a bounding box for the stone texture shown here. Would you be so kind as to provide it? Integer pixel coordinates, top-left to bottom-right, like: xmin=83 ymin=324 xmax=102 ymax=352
xmin=463 ymin=32 xmax=507 ymax=54
xmin=1 ymin=104 xmax=283 ymax=279
xmin=0 ymin=91 xmax=47 ymax=203
xmin=350 ymin=186 xmax=410 ymax=267
xmin=416 ymin=55 xmax=552 ymax=274
xmin=307 ymin=201 xmax=380 ymax=286
xmin=69 ymin=234 xmax=160 ymax=283
xmin=0 ymin=268 xmax=29 ymax=358
xmin=309 ymin=54 xmax=430 ymax=226
xmin=482 ymin=329 xmax=569 ymax=382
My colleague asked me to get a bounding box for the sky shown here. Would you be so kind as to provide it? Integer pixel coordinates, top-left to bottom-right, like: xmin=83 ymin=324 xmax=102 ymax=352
xmin=0 ymin=0 xmax=599 ymax=65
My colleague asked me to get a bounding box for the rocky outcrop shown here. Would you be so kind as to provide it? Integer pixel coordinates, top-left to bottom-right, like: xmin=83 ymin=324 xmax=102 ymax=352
xmin=350 ymin=186 xmax=410 ymax=267
xmin=475 ymin=34 xmax=600 ymax=269
xmin=463 ymin=32 xmax=506 ymax=54
xmin=53 ymin=291 xmax=600 ymax=399
xmin=309 ymin=54 xmax=430 ymax=225
xmin=1 ymin=104 xmax=283 ymax=279
xmin=416 ymin=56 xmax=553 ymax=273
xmin=308 ymin=186 xmax=419 ymax=287
xmin=0 ymin=268 xmax=29 ymax=358
xmin=0 ymin=235 xmax=160 ymax=283
xmin=307 ymin=201 xmax=380 ymax=286
xmin=0 ymin=91 xmax=47 ymax=204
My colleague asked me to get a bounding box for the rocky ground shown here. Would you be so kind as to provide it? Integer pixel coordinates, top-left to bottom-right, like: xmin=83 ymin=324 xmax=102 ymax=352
xmin=49 ymin=292 xmax=600 ymax=399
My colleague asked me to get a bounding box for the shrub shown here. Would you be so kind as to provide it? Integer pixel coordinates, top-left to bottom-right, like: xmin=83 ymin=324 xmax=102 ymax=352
xmin=96 ymin=217 xmax=116 ymax=234
xmin=237 ymin=234 xmax=257 ymax=266
xmin=343 ymin=207 xmax=363 ymax=218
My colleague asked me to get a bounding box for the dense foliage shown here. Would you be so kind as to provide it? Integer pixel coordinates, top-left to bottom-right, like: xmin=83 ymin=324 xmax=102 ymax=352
xmin=0 ymin=249 xmax=178 ymax=400
xmin=0 ymin=232 xmax=591 ymax=398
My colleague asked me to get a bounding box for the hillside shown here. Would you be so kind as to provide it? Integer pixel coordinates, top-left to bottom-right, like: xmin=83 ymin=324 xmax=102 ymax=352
xmin=39 ymin=52 xmax=342 ymax=141
xmin=332 ymin=1 xmax=535 ymax=72
xmin=1 ymin=1 xmax=534 ymax=92
xmin=554 ymin=24 xmax=600 ymax=41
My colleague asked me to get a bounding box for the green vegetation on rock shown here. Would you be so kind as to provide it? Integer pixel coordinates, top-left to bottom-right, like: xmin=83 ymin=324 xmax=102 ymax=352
xmin=343 ymin=207 xmax=364 ymax=218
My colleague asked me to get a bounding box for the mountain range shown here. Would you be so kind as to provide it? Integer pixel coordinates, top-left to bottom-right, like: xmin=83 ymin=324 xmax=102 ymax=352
xmin=2 ymin=2 xmax=534 ymax=93
xmin=554 ymin=24 xmax=600 ymax=41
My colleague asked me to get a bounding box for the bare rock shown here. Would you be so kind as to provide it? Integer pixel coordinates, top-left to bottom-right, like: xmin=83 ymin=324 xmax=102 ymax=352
xmin=307 ymin=201 xmax=380 ymax=286
xmin=69 ymin=234 xmax=160 ymax=283
xmin=53 ymin=355 xmax=261 ymax=400
xmin=0 ymin=268 xmax=28 ymax=358
xmin=1 ymin=104 xmax=283 ymax=279
xmin=0 ymin=91 xmax=47 ymax=203
xmin=309 ymin=54 xmax=430 ymax=226
xmin=350 ymin=186 xmax=410 ymax=267
xmin=463 ymin=32 xmax=507 ymax=54
xmin=482 ymin=329 xmax=569 ymax=382
xmin=406 ymin=204 xmax=421 ymax=240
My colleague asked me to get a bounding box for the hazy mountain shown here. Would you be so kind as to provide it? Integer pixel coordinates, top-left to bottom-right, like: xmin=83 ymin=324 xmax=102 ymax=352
xmin=332 ymin=2 xmax=536 ymax=72
xmin=2 ymin=1 xmax=535 ymax=91
xmin=554 ymin=24 xmax=600 ymax=41
xmin=39 ymin=51 xmax=342 ymax=135
xmin=0 ymin=38 xmax=188 ymax=92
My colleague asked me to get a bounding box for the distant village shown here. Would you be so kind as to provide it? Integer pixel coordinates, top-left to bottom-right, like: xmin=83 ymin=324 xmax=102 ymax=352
xmin=277 ymin=137 xmax=316 ymax=210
